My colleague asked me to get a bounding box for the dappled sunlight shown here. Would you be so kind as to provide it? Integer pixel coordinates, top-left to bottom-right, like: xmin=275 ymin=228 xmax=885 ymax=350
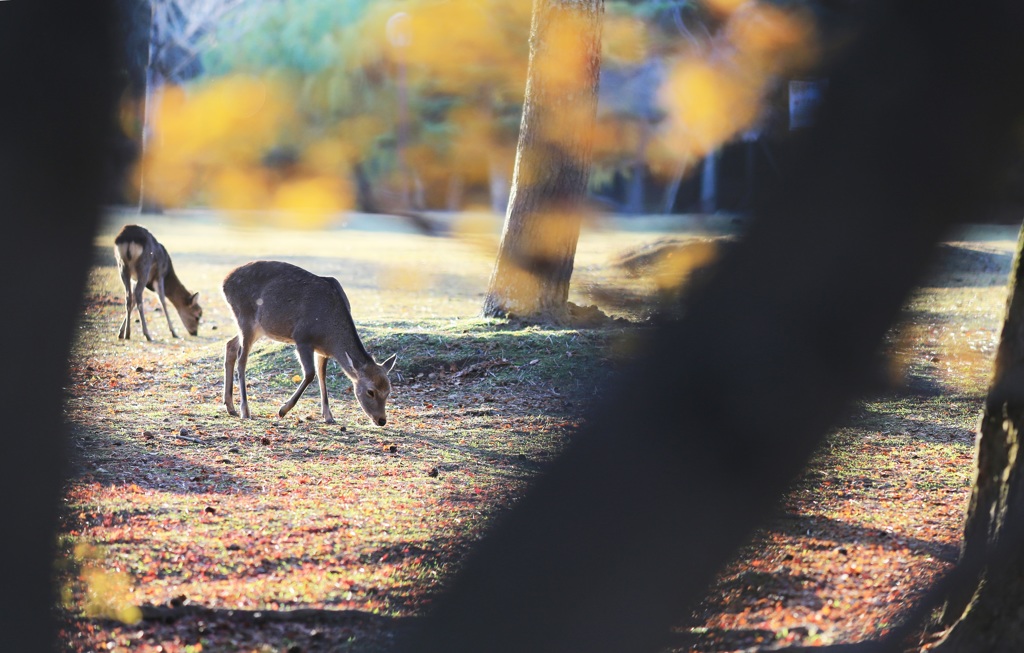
xmin=889 ymin=318 xmax=999 ymax=395
xmin=64 ymin=231 xmax=607 ymax=632
xmin=694 ymin=403 xmax=977 ymax=649
xmin=69 ymin=204 xmax=1021 ymax=650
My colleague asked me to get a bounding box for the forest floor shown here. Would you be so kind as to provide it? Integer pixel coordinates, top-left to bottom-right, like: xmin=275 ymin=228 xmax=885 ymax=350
xmin=58 ymin=210 xmax=1018 ymax=652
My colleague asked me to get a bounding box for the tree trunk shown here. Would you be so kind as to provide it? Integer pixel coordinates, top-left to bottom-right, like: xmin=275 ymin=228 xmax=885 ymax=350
xmin=625 ymin=121 xmax=650 ymax=215
xmin=482 ymin=0 xmax=604 ymax=323
xmin=138 ymin=1 xmax=161 ymax=213
xmin=0 ymin=2 xmax=117 ymax=651
xmin=397 ymin=2 xmax=1024 ymax=652
xmin=700 ymin=148 xmax=718 ymax=213
xmin=932 ymin=225 xmax=1024 ymax=652
xmin=662 ymin=162 xmax=688 ymax=214
xmin=487 ymin=154 xmax=510 ymax=216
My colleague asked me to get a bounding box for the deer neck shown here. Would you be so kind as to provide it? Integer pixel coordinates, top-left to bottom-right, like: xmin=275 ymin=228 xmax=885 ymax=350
xmin=333 ymin=325 xmax=374 ymax=379
xmin=163 ymin=264 xmax=193 ymax=309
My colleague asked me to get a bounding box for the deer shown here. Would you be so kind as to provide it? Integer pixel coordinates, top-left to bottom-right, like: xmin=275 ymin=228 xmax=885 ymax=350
xmin=114 ymin=225 xmax=203 ymax=341
xmin=221 ymin=260 xmax=397 ymax=427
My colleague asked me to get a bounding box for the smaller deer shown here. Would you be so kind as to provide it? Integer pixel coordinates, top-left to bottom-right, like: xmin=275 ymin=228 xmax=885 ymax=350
xmin=114 ymin=225 xmax=203 ymax=341
xmin=222 ymin=261 xmax=396 ymax=426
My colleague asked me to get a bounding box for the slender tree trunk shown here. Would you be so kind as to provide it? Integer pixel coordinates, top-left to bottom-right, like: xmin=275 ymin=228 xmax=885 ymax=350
xmin=447 ymin=173 xmax=464 ymax=212
xmin=700 ymin=149 xmax=718 ymax=213
xmin=138 ymin=1 xmax=161 ymax=213
xmin=625 ymin=121 xmax=650 ymax=215
xmin=487 ymin=154 xmax=510 ymax=215
xmin=662 ymin=162 xmax=688 ymax=214
xmin=932 ymin=225 xmax=1024 ymax=652
xmin=482 ymin=0 xmax=604 ymax=323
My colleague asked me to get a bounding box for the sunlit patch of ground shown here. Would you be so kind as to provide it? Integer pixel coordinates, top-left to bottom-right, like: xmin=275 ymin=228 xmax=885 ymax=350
xmin=682 ymin=226 xmax=1018 ymax=651
xmin=62 ymin=210 xmax=1019 ymax=652
xmin=63 ymin=208 xmax=643 ymax=652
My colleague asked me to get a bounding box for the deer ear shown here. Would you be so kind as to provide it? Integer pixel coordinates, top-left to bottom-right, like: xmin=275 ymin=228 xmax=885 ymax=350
xmin=190 ymin=292 xmax=199 ymax=305
xmin=345 ymin=352 xmax=356 ymax=371
xmin=380 ymin=353 xmax=397 ymax=373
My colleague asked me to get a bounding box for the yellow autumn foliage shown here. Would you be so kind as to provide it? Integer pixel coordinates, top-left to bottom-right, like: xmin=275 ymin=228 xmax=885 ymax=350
xmin=728 ymin=3 xmax=817 ymax=75
xmin=71 ymin=543 xmax=142 ymax=626
xmin=658 ymin=1 xmax=816 ymax=162
xmin=602 ymin=14 xmax=649 ymax=65
xmin=132 ymin=0 xmax=817 ymax=221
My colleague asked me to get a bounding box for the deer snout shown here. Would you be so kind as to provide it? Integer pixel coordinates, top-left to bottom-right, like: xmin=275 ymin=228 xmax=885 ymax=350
xmin=377 ymin=417 xmax=387 ymax=427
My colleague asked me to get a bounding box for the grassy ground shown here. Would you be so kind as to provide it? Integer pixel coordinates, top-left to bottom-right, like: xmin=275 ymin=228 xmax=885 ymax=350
xmin=59 ymin=210 xmax=1018 ymax=652
xmin=685 ymin=230 xmax=1017 ymax=651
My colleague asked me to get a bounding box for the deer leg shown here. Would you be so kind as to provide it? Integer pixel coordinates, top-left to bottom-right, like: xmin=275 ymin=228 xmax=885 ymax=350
xmin=132 ymin=280 xmax=153 ymax=342
xmin=315 ymin=353 xmax=335 ymax=424
xmin=236 ymin=332 xmax=255 ymax=419
xmin=224 ymin=336 xmax=240 ymax=416
xmin=156 ymin=275 xmax=179 ymax=338
xmin=279 ymin=344 xmax=315 ymax=418
xmin=118 ymin=266 xmax=132 ymax=339
xmin=132 ymin=260 xmax=154 ymax=342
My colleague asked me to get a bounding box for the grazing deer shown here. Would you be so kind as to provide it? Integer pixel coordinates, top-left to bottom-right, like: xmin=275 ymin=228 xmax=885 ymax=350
xmin=114 ymin=225 xmax=203 ymax=341
xmin=222 ymin=261 xmax=397 ymax=426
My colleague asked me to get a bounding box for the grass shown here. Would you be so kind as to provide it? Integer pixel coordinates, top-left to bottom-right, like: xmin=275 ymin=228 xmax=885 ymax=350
xmin=61 ymin=209 xmax=644 ymax=652
xmin=683 ymin=232 xmax=1019 ymax=651
xmin=60 ymin=209 xmax=1020 ymax=653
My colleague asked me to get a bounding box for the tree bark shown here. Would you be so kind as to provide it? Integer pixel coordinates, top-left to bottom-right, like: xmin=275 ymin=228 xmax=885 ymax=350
xmin=482 ymin=0 xmax=604 ymax=323
xmin=932 ymin=227 xmax=1024 ymax=651
xmin=0 ymin=2 xmax=118 ymax=651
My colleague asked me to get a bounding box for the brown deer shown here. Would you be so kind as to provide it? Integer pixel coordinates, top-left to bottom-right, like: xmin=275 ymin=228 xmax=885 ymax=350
xmin=114 ymin=225 xmax=203 ymax=341
xmin=222 ymin=261 xmax=396 ymax=426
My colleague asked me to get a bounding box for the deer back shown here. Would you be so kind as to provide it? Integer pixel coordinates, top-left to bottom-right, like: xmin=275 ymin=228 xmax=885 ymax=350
xmin=223 ymin=261 xmax=372 ymax=364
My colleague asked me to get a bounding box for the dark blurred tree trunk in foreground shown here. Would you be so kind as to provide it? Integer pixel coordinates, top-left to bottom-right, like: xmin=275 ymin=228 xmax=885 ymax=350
xmin=932 ymin=226 xmax=1024 ymax=652
xmin=6 ymin=0 xmax=1024 ymax=652
xmin=401 ymin=1 xmax=1024 ymax=652
xmin=482 ymin=0 xmax=604 ymax=324
xmin=0 ymin=2 xmax=118 ymax=651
